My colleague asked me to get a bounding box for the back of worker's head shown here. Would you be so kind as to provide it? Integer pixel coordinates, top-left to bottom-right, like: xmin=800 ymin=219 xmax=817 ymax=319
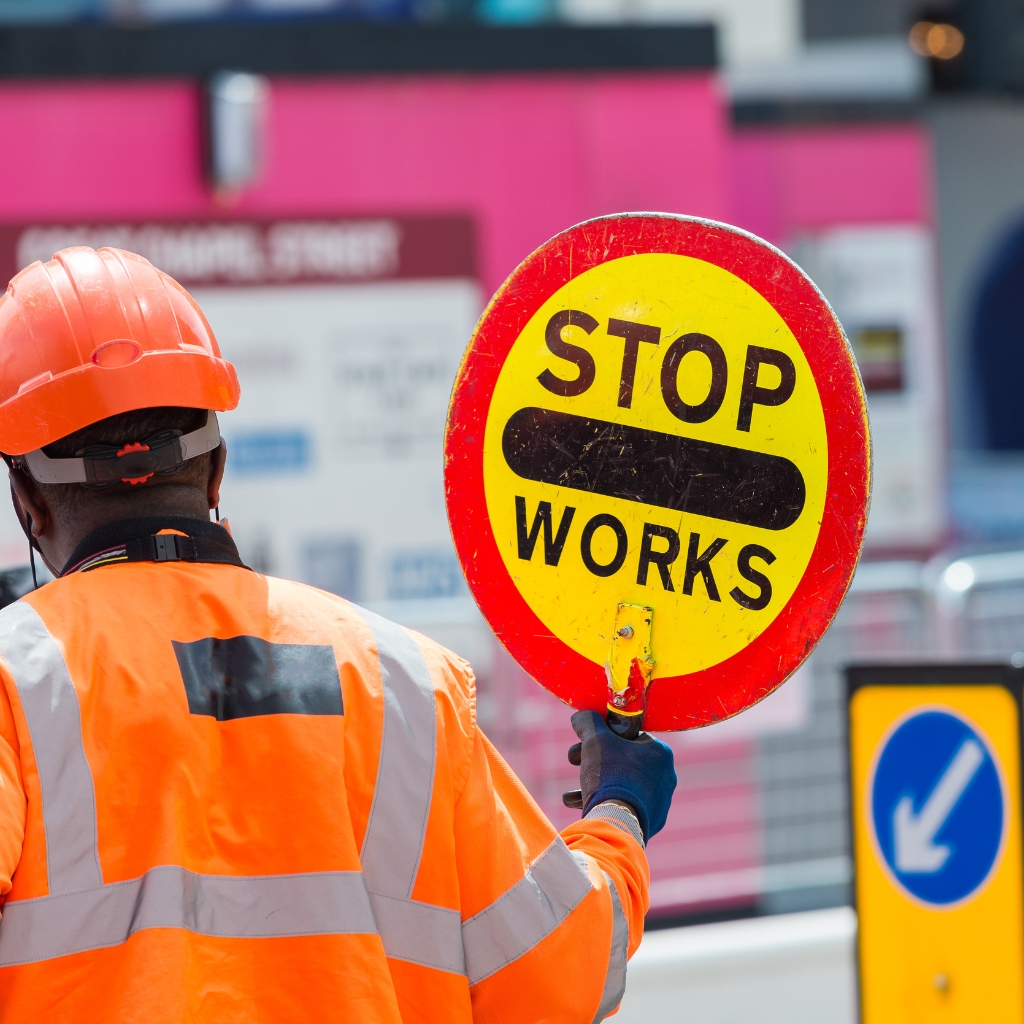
xmin=0 ymin=246 xmax=240 ymax=568
xmin=37 ymin=406 xmax=214 ymax=526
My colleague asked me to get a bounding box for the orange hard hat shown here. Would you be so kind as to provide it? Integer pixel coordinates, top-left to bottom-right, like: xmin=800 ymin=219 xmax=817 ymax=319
xmin=0 ymin=246 xmax=240 ymax=456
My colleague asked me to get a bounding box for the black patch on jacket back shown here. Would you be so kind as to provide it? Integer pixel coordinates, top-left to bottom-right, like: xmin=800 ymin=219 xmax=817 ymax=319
xmin=172 ymin=636 xmax=343 ymax=720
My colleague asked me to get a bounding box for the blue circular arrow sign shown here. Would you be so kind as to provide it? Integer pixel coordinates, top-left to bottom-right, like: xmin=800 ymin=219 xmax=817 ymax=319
xmin=870 ymin=709 xmax=1005 ymax=906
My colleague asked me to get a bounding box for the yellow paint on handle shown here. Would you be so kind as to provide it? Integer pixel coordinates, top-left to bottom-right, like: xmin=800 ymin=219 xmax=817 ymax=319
xmin=606 ymin=603 xmax=654 ymax=716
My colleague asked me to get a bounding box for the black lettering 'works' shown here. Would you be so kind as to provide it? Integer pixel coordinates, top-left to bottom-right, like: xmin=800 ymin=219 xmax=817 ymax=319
xmin=502 ymin=407 xmax=805 ymax=531
xmin=537 ymin=310 xmax=599 ymax=398
xmin=636 ymin=523 xmax=680 ymax=591
xmin=515 ymin=497 xmax=576 ymax=566
xmin=173 ymin=636 xmax=343 ymax=721
xmin=730 ymin=544 xmax=776 ymax=610
xmin=683 ymin=533 xmax=727 ymax=601
xmin=580 ymin=513 xmax=628 ymax=577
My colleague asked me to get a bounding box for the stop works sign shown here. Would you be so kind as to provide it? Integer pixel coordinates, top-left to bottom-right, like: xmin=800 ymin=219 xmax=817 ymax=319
xmin=444 ymin=214 xmax=870 ymax=731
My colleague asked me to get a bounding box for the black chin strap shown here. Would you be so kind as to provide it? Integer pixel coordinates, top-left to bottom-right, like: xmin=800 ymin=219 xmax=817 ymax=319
xmin=7 ymin=479 xmax=41 ymax=590
xmin=27 ymin=538 xmax=38 ymax=591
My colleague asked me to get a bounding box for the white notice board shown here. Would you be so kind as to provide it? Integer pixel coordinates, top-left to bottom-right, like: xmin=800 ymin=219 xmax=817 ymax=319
xmin=791 ymin=224 xmax=946 ymax=552
xmin=206 ymin=278 xmax=482 ymax=600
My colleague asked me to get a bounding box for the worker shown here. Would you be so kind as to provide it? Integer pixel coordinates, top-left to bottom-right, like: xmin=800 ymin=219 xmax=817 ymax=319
xmin=0 ymin=246 xmax=676 ymax=1022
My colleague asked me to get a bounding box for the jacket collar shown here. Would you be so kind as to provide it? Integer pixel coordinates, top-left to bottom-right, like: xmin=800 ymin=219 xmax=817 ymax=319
xmin=61 ymin=516 xmax=242 ymax=577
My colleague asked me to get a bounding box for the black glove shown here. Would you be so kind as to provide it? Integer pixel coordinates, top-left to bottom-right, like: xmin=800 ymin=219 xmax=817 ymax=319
xmin=562 ymin=709 xmax=676 ymax=842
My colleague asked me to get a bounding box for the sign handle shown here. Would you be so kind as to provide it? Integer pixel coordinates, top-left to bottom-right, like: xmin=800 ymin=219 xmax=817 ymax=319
xmin=563 ymin=604 xmax=655 ymax=810
xmin=605 ymin=603 xmax=654 ymax=739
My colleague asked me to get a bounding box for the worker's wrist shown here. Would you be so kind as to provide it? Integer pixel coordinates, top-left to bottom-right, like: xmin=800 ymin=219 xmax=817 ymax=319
xmin=585 ymin=800 xmax=645 ymax=848
xmin=601 ymin=798 xmax=640 ymax=817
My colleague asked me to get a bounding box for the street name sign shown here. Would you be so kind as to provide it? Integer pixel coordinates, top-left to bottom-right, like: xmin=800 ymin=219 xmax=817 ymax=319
xmin=848 ymin=664 xmax=1024 ymax=1022
xmin=445 ymin=214 xmax=870 ymax=730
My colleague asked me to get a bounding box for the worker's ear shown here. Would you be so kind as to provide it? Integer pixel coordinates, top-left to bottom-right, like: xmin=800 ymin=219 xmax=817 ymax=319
xmin=8 ymin=466 xmax=51 ymax=540
xmin=207 ymin=441 xmax=227 ymax=511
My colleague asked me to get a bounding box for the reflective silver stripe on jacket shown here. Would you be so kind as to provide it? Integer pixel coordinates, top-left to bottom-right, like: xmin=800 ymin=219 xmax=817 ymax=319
xmin=352 ymin=605 xmax=466 ymax=975
xmin=354 ymin=607 xmax=606 ymax=984
xmin=591 ymin=873 xmax=629 ymax=1023
xmin=0 ymin=866 xmax=376 ymax=967
xmin=0 ymin=602 xmax=102 ymax=895
xmin=463 ymin=837 xmax=595 ymax=985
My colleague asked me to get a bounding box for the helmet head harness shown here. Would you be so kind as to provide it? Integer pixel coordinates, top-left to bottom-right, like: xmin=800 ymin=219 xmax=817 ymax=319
xmin=14 ymin=412 xmax=222 ymax=488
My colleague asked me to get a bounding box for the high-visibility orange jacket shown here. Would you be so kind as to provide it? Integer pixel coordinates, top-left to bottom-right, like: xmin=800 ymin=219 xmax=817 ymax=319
xmin=0 ymin=519 xmax=648 ymax=1022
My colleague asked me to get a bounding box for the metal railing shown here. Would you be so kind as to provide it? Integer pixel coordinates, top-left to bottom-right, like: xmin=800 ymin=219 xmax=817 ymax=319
xmin=745 ymin=550 xmax=1024 ymax=921
xmin=752 ymin=560 xmax=929 ymax=916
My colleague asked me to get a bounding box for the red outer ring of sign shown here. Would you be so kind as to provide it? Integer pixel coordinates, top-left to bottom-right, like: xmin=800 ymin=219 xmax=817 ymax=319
xmin=444 ymin=214 xmax=870 ymax=731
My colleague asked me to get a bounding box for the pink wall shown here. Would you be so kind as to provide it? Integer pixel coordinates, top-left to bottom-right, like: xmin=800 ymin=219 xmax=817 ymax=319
xmin=0 ymin=72 xmax=732 ymax=293
xmin=730 ymin=123 xmax=934 ymax=247
xmin=0 ymin=77 xmax=933 ymax=289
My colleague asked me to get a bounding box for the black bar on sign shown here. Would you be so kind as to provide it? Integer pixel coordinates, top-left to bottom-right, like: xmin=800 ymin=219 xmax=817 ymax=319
xmin=501 ymin=407 xmax=806 ymax=531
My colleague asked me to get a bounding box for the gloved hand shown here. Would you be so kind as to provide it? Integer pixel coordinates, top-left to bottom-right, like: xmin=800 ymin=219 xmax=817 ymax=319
xmin=563 ymin=709 xmax=676 ymax=842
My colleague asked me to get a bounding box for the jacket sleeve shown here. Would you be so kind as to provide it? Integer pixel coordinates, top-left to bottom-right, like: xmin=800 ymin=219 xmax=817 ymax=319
xmin=453 ymin=725 xmax=649 ymax=1024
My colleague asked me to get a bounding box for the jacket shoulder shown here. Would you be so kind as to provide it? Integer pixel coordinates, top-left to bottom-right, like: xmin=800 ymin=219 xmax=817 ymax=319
xmin=264 ymin=577 xmax=477 ymax=708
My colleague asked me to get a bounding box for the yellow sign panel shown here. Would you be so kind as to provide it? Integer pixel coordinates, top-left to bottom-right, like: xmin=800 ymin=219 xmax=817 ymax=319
xmin=849 ymin=677 xmax=1024 ymax=1022
xmin=482 ymin=252 xmax=829 ymax=678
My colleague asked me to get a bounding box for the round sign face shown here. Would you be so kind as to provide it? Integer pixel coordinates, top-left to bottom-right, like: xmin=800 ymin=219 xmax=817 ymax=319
xmin=869 ymin=708 xmax=1006 ymax=907
xmin=445 ymin=214 xmax=870 ymax=730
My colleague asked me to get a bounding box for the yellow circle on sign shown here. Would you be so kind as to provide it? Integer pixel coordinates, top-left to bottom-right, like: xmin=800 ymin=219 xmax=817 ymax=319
xmin=482 ymin=252 xmax=828 ymax=677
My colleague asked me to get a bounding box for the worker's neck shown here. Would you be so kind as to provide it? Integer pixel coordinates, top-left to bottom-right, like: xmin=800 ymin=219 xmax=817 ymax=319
xmin=43 ymin=491 xmax=211 ymax=577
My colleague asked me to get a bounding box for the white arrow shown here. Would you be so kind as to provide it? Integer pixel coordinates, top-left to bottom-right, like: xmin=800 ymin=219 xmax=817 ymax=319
xmin=893 ymin=739 xmax=985 ymax=873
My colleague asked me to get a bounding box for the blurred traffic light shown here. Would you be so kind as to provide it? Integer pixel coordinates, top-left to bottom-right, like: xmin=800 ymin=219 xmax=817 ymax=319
xmin=909 ymin=20 xmax=964 ymax=60
xmin=910 ymin=8 xmax=967 ymax=91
